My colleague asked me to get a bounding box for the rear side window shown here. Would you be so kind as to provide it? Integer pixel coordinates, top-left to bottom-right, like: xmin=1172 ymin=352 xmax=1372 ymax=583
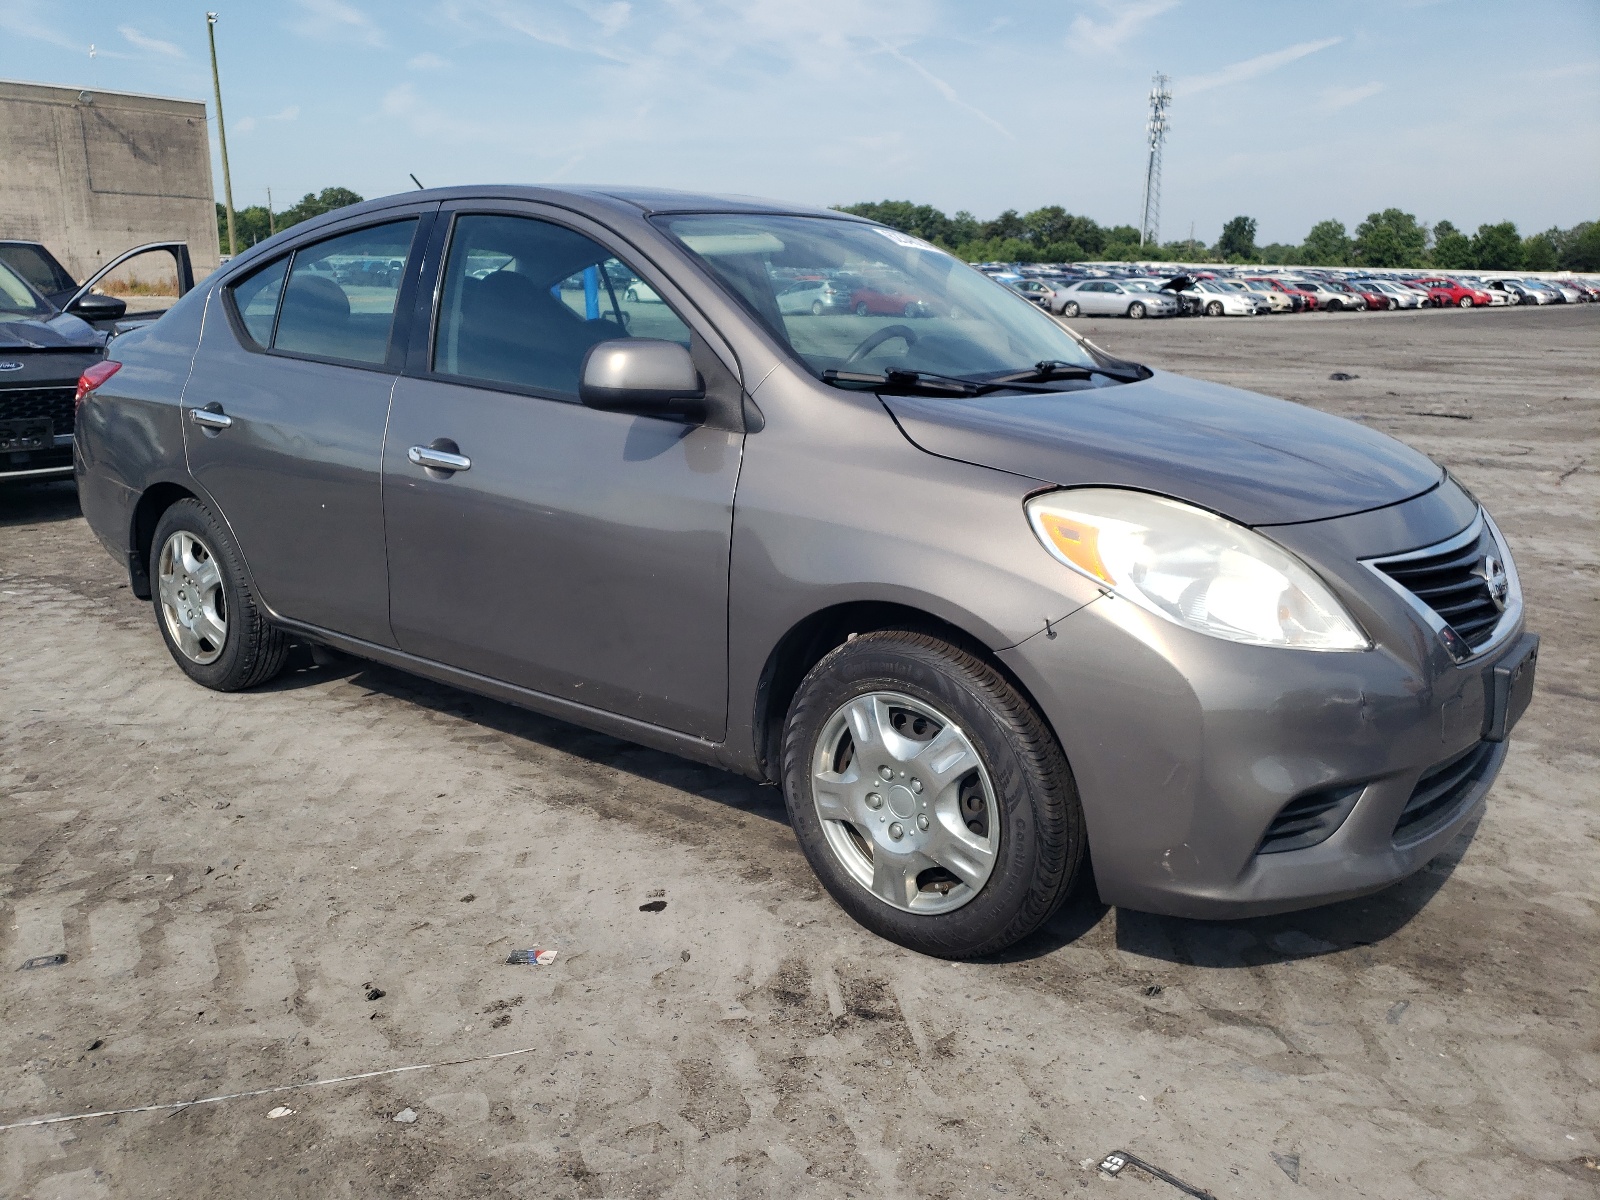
xmin=433 ymin=213 xmax=691 ymax=397
xmin=230 ymin=257 xmax=288 ymax=347
xmin=273 ymin=220 xmax=417 ymax=365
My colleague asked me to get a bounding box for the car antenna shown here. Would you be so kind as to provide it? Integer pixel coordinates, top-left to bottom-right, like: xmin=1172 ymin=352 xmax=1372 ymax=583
xmin=409 ymin=173 xmax=425 ymax=190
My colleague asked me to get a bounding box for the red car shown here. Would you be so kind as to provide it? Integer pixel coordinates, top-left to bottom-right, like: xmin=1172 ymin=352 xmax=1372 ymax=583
xmin=1335 ymin=280 xmax=1392 ymax=310
xmin=849 ymin=281 xmax=931 ymax=317
xmin=1247 ymin=277 xmax=1316 ymax=311
xmin=1412 ymin=276 xmax=1491 ymax=308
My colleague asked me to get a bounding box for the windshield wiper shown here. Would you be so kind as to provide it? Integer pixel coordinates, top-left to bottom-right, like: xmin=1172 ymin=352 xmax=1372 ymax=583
xmin=985 ymin=359 xmax=1145 ymax=385
xmin=823 ymin=368 xmax=980 ymax=395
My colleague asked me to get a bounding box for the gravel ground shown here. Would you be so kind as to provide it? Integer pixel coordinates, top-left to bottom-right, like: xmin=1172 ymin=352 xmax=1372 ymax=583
xmin=2 ymin=303 xmax=1597 ymax=1199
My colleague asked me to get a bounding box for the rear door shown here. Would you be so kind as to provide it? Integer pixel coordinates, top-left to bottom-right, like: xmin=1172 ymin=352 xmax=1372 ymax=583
xmin=183 ymin=209 xmax=434 ymax=644
xmin=381 ymin=202 xmax=744 ymax=739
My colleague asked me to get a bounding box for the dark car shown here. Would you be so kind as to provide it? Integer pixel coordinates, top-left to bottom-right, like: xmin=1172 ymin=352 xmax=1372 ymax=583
xmin=0 ymin=258 xmax=108 ymax=481
xmin=74 ymin=186 xmax=1537 ymax=960
xmin=0 ymin=240 xmax=197 ymax=331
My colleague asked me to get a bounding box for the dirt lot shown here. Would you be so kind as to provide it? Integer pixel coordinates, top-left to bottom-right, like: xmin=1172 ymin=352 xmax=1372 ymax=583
xmin=3 ymin=304 xmax=1597 ymax=1199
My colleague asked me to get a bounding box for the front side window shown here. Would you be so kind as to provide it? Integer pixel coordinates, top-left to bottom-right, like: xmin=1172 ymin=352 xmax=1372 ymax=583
xmin=656 ymin=214 xmax=1095 ymax=384
xmin=273 ymin=220 xmax=417 ymax=365
xmin=0 ymin=244 xmax=76 ymax=295
xmin=0 ymin=261 xmax=52 ymax=319
xmin=433 ymin=214 xmax=691 ymax=397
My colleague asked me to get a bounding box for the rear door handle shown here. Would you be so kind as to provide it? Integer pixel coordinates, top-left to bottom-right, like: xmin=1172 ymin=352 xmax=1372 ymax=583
xmin=408 ymin=444 xmax=471 ymax=473
xmin=190 ymin=405 xmax=232 ymax=429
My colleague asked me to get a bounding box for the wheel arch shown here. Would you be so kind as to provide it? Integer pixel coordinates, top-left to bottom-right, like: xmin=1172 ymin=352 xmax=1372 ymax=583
xmin=748 ymin=599 xmax=1056 ymax=785
xmin=128 ymin=481 xmax=199 ymax=598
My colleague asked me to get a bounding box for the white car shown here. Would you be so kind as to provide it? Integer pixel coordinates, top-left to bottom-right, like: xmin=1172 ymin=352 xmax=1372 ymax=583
xmin=1353 ymin=280 xmax=1427 ymax=309
xmin=1186 ymin=279 xmax=1261 ymax=317
xmin=624 ymin=280 xmax=663 ymax=303
xmin=1283 ymin=279 xmax=1366 ymax=312
xmin=1054 ymin=279 xmax=1179 ymax=319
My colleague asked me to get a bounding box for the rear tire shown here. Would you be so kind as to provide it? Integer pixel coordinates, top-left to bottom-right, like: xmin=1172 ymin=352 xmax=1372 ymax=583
xmin=855 ymin=301 xmax=870 ymax=316
xmin=150 ymin=498 xmax=289 ymax=692
xmin=782 ymin=631 xmax=1084 ymax=959
xmin=1062 ymin=301 xmax=1080 ymax=318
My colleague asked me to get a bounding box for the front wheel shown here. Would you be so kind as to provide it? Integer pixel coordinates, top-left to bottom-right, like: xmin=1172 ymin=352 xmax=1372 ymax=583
xmin=782 ymin=631 xmax=1085 ymax=959
xmin=1458 ymin=295 xmax=1473 ymax=308
xmin=1061 ymin=301 xmax=1080 ymax=318
xmin=1205 ymin=300 xmax=1224 ymax=317
xmin=811 ymin=301 xmax=824 ymax=315
xmin=1127 ymin=301 xmax=1147 ymax=319
xmin=151 ymin=498 xmax=289 ymax=691
xmin=855 ymin=301 xmax=870 ymax=316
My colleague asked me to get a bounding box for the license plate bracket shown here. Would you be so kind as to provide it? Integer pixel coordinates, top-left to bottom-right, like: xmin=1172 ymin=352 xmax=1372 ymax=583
xmin=0 ymin=417 xmax=53 ymax=453
xmin=1483 ymin=632 xmax=1538 ymax=742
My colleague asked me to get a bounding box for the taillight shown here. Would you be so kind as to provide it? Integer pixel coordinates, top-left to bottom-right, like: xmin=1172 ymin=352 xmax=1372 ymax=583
xmin=75 ymin=360 xmax=121 ymax=408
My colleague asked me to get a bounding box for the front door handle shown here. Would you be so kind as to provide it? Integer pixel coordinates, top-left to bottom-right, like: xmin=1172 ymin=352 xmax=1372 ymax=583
xmin=408 ymin=443 xmax=471 ymax=473
xmin=190 ymin=404 xmax=232 ymax=430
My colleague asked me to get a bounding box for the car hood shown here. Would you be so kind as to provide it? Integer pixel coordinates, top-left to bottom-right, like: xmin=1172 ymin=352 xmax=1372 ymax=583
xmin=883 ymin=369 xmax=1443 ymax=526
xmin=0 ymin=312 xmax=104 ymax=352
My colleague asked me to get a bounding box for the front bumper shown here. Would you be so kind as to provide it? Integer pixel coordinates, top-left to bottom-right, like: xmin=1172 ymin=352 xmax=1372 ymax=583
xmin=999 ymin=484 xmax=1532 ymax=919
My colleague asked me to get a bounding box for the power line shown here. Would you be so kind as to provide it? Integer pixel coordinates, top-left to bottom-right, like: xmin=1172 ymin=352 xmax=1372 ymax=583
xmin=1139 ymin=73 xmax=1171 ymax=247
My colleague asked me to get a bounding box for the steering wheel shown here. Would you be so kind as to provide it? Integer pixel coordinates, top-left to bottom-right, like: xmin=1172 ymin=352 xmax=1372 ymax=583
xmin=844 ymin=324 xmax=918 ymax=365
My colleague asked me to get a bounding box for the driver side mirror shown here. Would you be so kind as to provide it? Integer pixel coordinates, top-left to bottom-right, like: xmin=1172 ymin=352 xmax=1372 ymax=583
xmin=67 ymin=292 xmax=128 ymax=320
xmin=579 ymin=339 xmax=705 ymax=421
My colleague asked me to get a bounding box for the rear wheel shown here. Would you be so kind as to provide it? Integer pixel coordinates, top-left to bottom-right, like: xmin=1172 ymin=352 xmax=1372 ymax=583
xmin=1061 ymin=301 xmax=1080 ymax=318
xmin=782 ymin=631 xmax=1085 ymax=959
xmin=811 ymin=301 xmax=824 ymax=315
xmin=855 ymin=301 xmax=870 ymax=316
xmin=1127 ymin=301 xmax=1147 ymax=319
xmin=151 ymin=498 xmax=289 ymax=691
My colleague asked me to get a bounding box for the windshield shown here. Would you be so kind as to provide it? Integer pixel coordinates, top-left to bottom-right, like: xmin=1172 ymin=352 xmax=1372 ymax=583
xmin=0 ymin=260 xmax=54 ymax=319
xmin=656 ymin=214 xmax=1097 ymax=382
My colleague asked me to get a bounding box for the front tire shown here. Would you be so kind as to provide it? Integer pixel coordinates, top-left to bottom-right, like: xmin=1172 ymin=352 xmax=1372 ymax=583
xmin=855 ymin=301 xmax=870 ymax=316
xmin=151 ymin=498 xmax=289 ymax=691
xmin=1458 ymin=295 xmax=1473 ymax=308
xmin=1205 ymin=300 xmax=1224 ymax=317
xmin=781 ymin=631 xmax=1085 ymax=959
xmin=1127 ymin=301 xmax=1147 ymax=319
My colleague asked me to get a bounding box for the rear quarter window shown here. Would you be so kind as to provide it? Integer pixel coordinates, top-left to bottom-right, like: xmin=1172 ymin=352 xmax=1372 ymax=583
xmin=228 ymin=257 xmax=288 ymax=347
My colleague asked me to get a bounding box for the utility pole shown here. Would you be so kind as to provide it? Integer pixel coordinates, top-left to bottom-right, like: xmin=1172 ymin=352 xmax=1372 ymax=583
xmin=207 ymin=12 xmax=237 ymax=257
xmin=1138 ymin=73 xmax=1172 ymax=248
xmin=267 ymin=187 xmax=275 ymax=236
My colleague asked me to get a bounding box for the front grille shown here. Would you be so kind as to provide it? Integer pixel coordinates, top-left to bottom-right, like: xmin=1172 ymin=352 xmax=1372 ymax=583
xmin=1257 ymin=785 xmax=1362 ymax=855
xmin=1394 ymin=741 xmax=1495 ymax=843
xmin=0 ymin=386 xmax=77 ymax=437
xmin=1374 ymin=524 xmax=1503 ymax=650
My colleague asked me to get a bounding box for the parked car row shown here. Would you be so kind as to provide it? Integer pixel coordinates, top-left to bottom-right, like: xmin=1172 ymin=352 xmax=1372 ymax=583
xmin=983 ymin=260 xmax=1599 ymax=320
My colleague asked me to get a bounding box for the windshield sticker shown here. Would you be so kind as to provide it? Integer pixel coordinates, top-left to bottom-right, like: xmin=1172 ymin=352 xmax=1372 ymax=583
xmin=873 ymin=228 xmax=943 ymax=253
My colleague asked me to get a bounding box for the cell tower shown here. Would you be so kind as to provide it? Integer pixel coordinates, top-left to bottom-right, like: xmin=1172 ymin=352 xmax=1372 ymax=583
xmin=1138 ymin=73 xmax=1172 ymax=247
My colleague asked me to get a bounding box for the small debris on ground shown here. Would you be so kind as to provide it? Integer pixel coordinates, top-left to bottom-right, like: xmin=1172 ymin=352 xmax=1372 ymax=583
xmin=647 ymin=888 xmax=666 ymax=898
xmin=1098 ymin=1150 xmax=1216 ymax=1199
xmin=506 ymin=948 xmax=558 ymax=965
xmin=681 ymin=950 xmax=691 ymax=962
xmin=266 ymin=1106 xmax=294 ymax=1119
xmin=1143 ymin=984 xmax=1163 ymax=997
xmin=1271 ymin=1151 xmax=1301 ymax=1183
xmin=1328 ymin=372 xmax=1358 ymax=381
xmin=19 ymin=954 xmax=67 ymax=971
xmin=639 ymin=900 xmax=667 ymax=913
xmin=1386 ymin=1000 xmax=1410 ymax=1025
xmin=87 ymin=1039 xmax=104 ymax=1051
xmin=460 ymin=894 xmax=476 ymax=903
xmin=393 ymin=1108 xmax=417 ymax=1124
xmin=365 ymin=986 xmax=386 ymax=1001
xmin=1404 ymin=409 xmax=1472 ymax=420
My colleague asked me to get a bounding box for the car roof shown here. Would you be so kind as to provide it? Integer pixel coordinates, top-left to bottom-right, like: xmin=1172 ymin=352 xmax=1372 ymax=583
xmin=334 ymin=184 xmax=863 ymax=222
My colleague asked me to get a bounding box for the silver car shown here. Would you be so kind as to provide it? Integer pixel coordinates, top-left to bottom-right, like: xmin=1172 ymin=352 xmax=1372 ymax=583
xmin=73 ymin=187 xmax=1537 ymax=959
xmin=1055 ymin=279 xmax=1178 ymax=319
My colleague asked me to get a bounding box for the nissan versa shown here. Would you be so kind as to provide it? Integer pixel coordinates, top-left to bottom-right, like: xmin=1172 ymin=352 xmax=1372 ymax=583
xmin=73 ymin=187 xmax=1538 ymax=958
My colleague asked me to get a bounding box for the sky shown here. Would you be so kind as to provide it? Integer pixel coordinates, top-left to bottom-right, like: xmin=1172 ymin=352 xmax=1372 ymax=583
xmin=2 ymin=0 xmax=1597 ymax=245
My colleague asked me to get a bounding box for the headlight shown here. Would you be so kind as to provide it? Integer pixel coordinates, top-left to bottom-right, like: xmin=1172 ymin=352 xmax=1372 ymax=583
xmin=1026 ymin=488 xmax=1369 ymax=651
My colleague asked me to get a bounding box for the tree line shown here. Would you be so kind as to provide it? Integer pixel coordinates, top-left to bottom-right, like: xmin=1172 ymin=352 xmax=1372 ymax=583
xmin=837 ymin=201 xmax=1600 ymax=272
xmin=216 ymin=189 xmax=1597 ymax=273
xmin=216 ymin=188 xmax=366 ymax=253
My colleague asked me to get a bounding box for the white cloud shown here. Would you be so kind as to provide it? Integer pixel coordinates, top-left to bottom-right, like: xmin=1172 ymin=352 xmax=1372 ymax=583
xmin=1323 ymin=81 xmax=1384 ymax=111
xmin=290 ymin=0 xmax=386 ymax=48
xmin=381 ymin=82 xmax=495 ymax=141
xmin=1177 ymin=36 xmax=1342 ymax=95
xmin=234 ymin=117 xmax=258 ymax=134
xmin=408 ymin=51 xmax=453 ymax=69
xmin=1066 ymin=0 xmax=1179 ymax=55
xmin=119 ymin=25 xmax=185 ymax=58
xmin=0 ymin=0 xmax=79 ymax=50
xmin=270 ymin=105 xmax=302 ymax=121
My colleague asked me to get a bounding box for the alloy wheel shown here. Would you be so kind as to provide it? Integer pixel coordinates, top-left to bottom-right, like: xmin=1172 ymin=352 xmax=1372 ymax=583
xmin=157 ymin=529 xmax=228 ymax=664
xmin=810 ymin=691 xmax=999 ymax=915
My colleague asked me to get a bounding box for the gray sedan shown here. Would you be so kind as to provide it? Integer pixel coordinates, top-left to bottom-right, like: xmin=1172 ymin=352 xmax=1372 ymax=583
xmin=1054 ymin=278 xmax=1178 ymax=318
xmin=74 ymin=187 xmax=1536 ymax=958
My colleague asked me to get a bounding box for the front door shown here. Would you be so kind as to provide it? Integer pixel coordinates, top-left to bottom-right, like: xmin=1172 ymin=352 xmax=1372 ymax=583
xmin=382 ymin=208 xmax=743 ymax=739
xmin=183 ymin=214 xmax=430 ymax=645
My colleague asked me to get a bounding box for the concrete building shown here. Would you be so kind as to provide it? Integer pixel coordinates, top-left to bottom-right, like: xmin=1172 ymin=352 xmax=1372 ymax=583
xmin=0 ymin=78 xmax=221 ymax=285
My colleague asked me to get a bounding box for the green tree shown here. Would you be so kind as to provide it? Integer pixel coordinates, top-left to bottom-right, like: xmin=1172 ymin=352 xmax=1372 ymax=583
xmin=1470 ymin=221 xmax=1523 ymax=270
xmin=834 ymin=201 xmax=955 ymax=245
xmin=980 ymin=209 xmax=1027 ymax=242
xmin=277 ymin=187 xmax=366 ymax=229
xmin=1258 ymin=242 xmax=1303 ymax=265
xmin=1521 ymin=233 xmax=1558 ymax=272
xmin=1215 ymin=216 xmax=1258 ymax=262
xmin=1302 ymin=219 xmax=1352 ymax=266
xmin=1558 ymin=221 xmax=1600 ymax=271
xmin=1353 ymin=208 xmax=1427 ymax=267
xmin=1430 ymin=221 xmax=1473 ymax=269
